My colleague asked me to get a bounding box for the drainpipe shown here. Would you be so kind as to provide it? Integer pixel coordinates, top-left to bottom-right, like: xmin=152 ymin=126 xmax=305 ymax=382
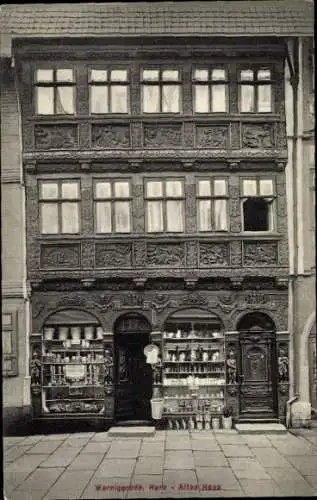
xmin=13 ymin=56 xmax=31 ymax=409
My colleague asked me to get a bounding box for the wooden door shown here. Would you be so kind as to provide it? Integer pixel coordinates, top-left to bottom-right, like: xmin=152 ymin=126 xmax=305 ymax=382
xmin=115 ymin=331 xmax=152 ymax=421
xmin=239 ymin=329 xmax=277 ymax=419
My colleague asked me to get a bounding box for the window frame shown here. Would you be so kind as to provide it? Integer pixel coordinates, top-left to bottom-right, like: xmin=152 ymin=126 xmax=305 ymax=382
xmin=38 ymin=179 xmax=81 ymax=235
xmin=34 ymin=68 xmax=76 ymax=116
xmin=88 ymin=67 xmax=130 ymax=115
xmin=144 ymin=178 xmax=185 ymax=233
xmin=2 ymin=311 xmax=18 ymax=377
xmin=192 ymin=67 xmax=229 ymax=114
xmin=140 ymin=68 xmax=182 ymax=114
xmin=196 ymin=177 xmax=229 ymax=232
xmin=238 ymin=66 xmax=274 ymax=114
xmin=240 ymin=177 xmax=276 ymax=232
xmin=93 ymin=178 xmax=132 ymax=234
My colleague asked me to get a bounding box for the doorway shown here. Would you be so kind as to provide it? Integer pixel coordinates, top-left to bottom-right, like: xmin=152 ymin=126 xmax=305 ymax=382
xmin=238 ymin=313 xmax=278 ymax=420
xmin=114 ymin=313 xmax=152 ymax=422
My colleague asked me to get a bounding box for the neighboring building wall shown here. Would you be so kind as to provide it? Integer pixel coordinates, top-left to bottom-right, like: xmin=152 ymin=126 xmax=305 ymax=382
xmin=1 ymin=61 xmax=30 ymax=432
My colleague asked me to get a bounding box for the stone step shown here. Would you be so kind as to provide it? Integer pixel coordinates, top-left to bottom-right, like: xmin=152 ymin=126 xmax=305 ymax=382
xmin=108 ymin=426 xmax=156 ymax=437
xmin=115 ymin=420 xmax=153 ymax=427
xmin=235 ymin=423 xmax=287 ymax=434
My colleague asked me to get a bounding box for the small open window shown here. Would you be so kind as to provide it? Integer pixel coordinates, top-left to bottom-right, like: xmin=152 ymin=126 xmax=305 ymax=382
xmin=242 ymin=178 xmax=274 ymax=232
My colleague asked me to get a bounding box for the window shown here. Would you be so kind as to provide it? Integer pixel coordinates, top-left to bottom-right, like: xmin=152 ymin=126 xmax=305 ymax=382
xmin=145 ymin=179 xmax=184 ymax=232
xmin=39 ymin=180 xmax=80 ymax=234
xmin=141 ymin=69 xmax=181 ymax=113
xmin=2 ymin=313 xmax=18 ymax=377
xmin=193 ymin=68 xmax=228 ymax=113
xmin=197 ymin=179 xmax=228 ymax=231
xmin=94 ymin=180 xmax=131 ymax=233
xmin=239 ymin=68 xmax=273 ymax=113
xmin=34 ymin=69 xmax=75 ymax=115
xmin=89 ymin=69 xmax=129 ymax=114
xmin=242 ymin=178 xmax=275 ymax=231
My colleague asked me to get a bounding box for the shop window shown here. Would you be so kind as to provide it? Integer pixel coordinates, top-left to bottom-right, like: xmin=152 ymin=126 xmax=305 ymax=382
xmin=89 ymin=69 xmax=129 ymax=114
xmin=145 ymin=179 xmax=184 ymax=232
xmin=2 ymin=312 xmax=18 ymax=377
xmin=94 ymin=180 xmax=131 ymax=233
xmin=239 ymin=68 xmax=273 ymax=113
xmin=39 ymin=180 xmax=80 ymax=234
xmin=242 ymin=178 xmax=275 ymax=232
xmin=193 ymin=68 xmax=228 ymax=113
xmin=34 ymin=69 xmax=75 ymax=115
xmin=197 ymin=178 xmax=228 ymax=231
xmin=141 ymin=69 xmax=181 ymax=113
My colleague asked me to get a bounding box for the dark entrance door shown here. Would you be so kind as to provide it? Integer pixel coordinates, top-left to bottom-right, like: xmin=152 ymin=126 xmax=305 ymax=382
xmin=114 ymin=314 xmax=152 ymax=422
xmin=239 ymin=327 xmax=278 ymax=420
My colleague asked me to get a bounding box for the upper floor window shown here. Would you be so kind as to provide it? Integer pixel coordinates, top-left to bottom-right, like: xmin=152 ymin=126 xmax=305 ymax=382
xmin=242 ymin=178 xmax=274 ymax=231
xmin=94 ymin=180 xmax=131 ymax=233
xmin=193 ymin=69 xmax=228 ymax=113
xmin=89 ymin=69 xmax=129 ymax=114
xmin=197 ymin=178 xmax=228 ymax=231
xmin=2 ymin=312 xmax=18 ymax=377
xmin=39 ymin=180 xmax=80 ymax=234
xmin=239 ymin=68 xmax=273 ymax=113
xmin=141 ymin=69 xmax=181 ymax=113
xmin=145 ymin=179 xmax=184 ymax=232
xmin=35 ymin=69 xmax=75 ymax=115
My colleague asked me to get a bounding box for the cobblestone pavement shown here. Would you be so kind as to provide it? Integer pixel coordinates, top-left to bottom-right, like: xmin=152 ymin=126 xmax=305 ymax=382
xmin=4 ymin=427 xmax=317 ymax=499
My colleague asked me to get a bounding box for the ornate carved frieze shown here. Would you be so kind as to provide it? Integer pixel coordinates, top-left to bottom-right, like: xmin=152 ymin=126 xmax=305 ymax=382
xmin=186 ymin=241 xmax=197 ymax=267
xmin=133 ymin=240 xmax=147 ymax=266
xmin=34 ymin=125 xmax=78 ymax=149
xmin=199 ymin=243 xmax=229 ymax=267
xmin=185 ymin=184 xmax=196 ymax=233
xmin=275 ymin=122 xmax=287 ymax=148
xmin=95 ymin=243 xmax=132 ymax=268
xmin=277 ymin=343 xmax=289 ymax=383
xmin=230 ymin=241 xmax=242 ymax=266
xmin=143 ymin=124 xmax=182 ymax=148
xmin=40 ymin=244 xmax=81 ymax=269
xmin=132 ymin=184 xmax=145 ymax=233
xmin=91 ymin=124 xmax=130 ymax=148
xmin=147 ymin=243 xmax=185 ymax=267
xmin=195 ymin=125 xmax=229 ymax=149
xmin=180 ymin=293 xmax=208 ymax=307
xmin=241 ymin=124 xmax=274 ymax=149
xmin=243 ymin=241 xmax=278 ymax=266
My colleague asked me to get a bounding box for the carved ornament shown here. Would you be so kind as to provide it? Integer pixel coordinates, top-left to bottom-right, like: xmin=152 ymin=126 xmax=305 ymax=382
xmin=196 ymin=125 xmax=229 ymax=149
xmin=81 ymin=279 xmax=96 ymax=289
xmin=143 ymin=124 xmax=182 ymax=148
xmin=276 ymin=277 xmax=288 ymax=289
xmin=40 ymin=244 xmax=81 ymax=269
xmin=244 ymin=242 xmax=278 ymax=266
xmin=56 ymin=295 xmax=86 ymax=308
xmin=230 ymin=277 xmax=243 ymax=289
xmin=199 ymin=243 xmax=229 ymax=267
xmin=133 ymin=277 xmax=147 ymax=290
xmin=241 ymin=124 xmax=274 ymax=149
xmin=147 ymin=243 xmax=185 ymax=267
xmin=184 ymin=277 xmax=198 ymax=290
xmin=91 ymin=124 xmax=130 ymax=148
xmin=95 ymin=243 xmax=132 ymax=268
xmin=180 ymin=293 xmax=208 ymax=307
xmin=34 ymin=125 xmax=78 ymax=149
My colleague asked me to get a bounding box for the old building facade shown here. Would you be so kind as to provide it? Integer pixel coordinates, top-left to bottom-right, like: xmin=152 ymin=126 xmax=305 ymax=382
xmin=1 ymin=1 xmax=314 ymax=430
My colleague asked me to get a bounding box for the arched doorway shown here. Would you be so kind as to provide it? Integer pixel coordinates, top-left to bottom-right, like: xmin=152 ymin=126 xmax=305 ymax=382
xmin=114 ymin=313 xmax=152 ymax=422
xmin=237 ymin=312 xmax=278 ymax=421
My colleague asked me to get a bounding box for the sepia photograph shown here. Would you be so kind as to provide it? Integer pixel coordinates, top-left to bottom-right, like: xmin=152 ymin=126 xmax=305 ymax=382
xmin=1 ymin=1 xmax=316 ymax=498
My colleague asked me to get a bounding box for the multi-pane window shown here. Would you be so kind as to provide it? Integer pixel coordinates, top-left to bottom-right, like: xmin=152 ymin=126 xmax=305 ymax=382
xmin=89 ymin=69 xmax=129 ymax=114
xmin=197 ymin=179 xmax=228 ymax=231
xmin=141 ymin=69 xmax=181 ymax=113
xmin=94 ymin=180 xmax=131 ymax=233
xmin=145 ymin=179 xmax=184 ymax=232
xmin=34 ymin=69 xmax=75 ymax=115
xmin=239 ymin=68 xmax=273 ymax=113
xmin=242 ymin=178 xmax=275 ymax=231
xmin=2 ymin=313 xmax=18 ymax=377
xmin=193 ymin=69 xmax=228 ymax=113
xmin=39 ymin=180 xmax=80 ymax=234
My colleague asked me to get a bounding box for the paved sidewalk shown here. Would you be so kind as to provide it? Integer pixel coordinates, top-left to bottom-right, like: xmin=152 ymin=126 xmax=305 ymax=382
xmin=4 ymin=427 xmax=317 ymax=499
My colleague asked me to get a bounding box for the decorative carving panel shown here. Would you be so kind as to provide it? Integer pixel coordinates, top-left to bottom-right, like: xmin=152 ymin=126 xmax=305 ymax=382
xmin=133 ymin=240 xmax=147 ymax=267
xmin=230 ymin=241 xmax=242 ymax=266
xmin=40 ymin=244 xmax=81 ymax=269
xmin=132 ymin=184 xmax=145 ymax=233
xmin=34 ymin=125 xmax=78 ymax=149
xmin=91 ymin=124 xmax=130 ymax=148
xmin=241 ymin=124 xmax=274 ymax=149
xmin=199 ymin=243 xmax=229 ymax=267
xmin=243 ymin=241 xmax=278 ymax=266
xmin=186 ymin=241 xmax=198 ymax=267
xmin=143 ymin=124 xmax=183 ymax=148
xmin=147 ymin=243 xmax=185 ymax=267
xmin=95 ymin=243 xmax=132 ymax=268
xmin=195 ymin=125 xmax=229 ymax=149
